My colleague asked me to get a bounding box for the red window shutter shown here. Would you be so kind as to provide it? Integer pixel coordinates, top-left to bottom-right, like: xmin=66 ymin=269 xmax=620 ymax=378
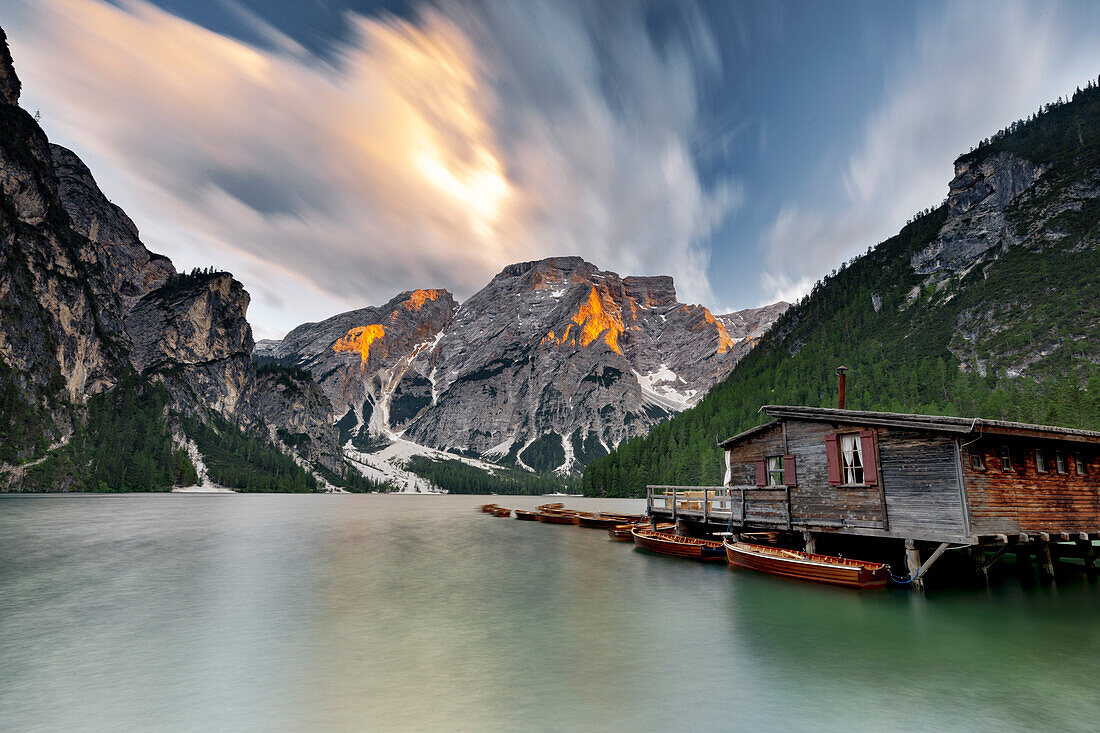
xmin=860 ymin=429 xmax=878 ymax=484
xmin=825 ymin=435 xmax=841 ymax=485
xmin=783 ymin=454 xmax=797 ymax=487
xmin=754 ymin=457 xmax=767 ymax=487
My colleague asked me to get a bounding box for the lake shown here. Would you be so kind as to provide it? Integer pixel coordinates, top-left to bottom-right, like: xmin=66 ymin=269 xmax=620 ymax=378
xmin=2 ymin=494 xmax=1099 ymax=732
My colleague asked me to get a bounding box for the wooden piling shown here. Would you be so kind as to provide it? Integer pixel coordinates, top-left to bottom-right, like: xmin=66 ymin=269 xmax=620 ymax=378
xmin=1076 ymin=538 xmax=1096 ymax=581
xmin=904 ymin=539 xmax=923 ymax=590
xmin=970 ymin=545 xmax=989 ymax=587
xmin=1036 ymin=542 xmax=1056 ymax=585
xmin=802 ymin=531 xmax=817 ymax=555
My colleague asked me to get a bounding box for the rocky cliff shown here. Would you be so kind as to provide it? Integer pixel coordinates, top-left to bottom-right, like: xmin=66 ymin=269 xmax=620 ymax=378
xmin=0 ymin=28 xmax=343 ymax=489
xmin=268 ymin=257 xmax=787 ymax=475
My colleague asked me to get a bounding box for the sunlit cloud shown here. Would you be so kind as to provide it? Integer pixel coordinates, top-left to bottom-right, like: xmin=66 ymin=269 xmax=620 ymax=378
xmin=6 ymin=0 xmax=736 ymax=338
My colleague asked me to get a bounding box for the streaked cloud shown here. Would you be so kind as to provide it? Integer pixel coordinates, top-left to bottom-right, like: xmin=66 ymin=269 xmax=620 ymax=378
xmin=759 ymin=0 xmax=1100 ymax=305
xmin=6 ymin=0 xmax=738 ymax=338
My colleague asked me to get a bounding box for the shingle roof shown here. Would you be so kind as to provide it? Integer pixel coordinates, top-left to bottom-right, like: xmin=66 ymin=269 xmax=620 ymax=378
xmin=718 ymin=406 xmax=1100 ymax=447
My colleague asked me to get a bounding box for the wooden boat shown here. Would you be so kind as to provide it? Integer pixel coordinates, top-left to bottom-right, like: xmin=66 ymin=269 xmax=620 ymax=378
xmin=479 ymin=503 xmax=499 ymax=513
xmin=577 ymin=512 xmax=646 ymax=529
xmin=537 ymin=510 xmax=580 ymax=524
xmin=723 ymin=540 xmax=890 ymax=589
xmin=631 ymin=528 xmax=726 ymax=561
xmin=492 ymin=507 xmax=512 ymax=517
xmin=608 ymin=521 xmax=673 ymax=541
xmin=514 ymin=509 xmax=539 ymax=521
xmin=536 ymin=502 xmax=564 ymax=512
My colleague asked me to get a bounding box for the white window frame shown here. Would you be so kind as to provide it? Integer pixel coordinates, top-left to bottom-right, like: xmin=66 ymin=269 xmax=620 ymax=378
xmin=1035 ymin=448 xmax=1047 ymax=474
xmin=970 ymin=449 xmax=985 ymax=470
xmin=766 ymin=455 xmax=784 ymax=486
xmin=1000 ymin=446 xmax=1013 ymax=472
xmin=1055 ymin=452 xmax=1068 ymax=475
xmin=840 ymin=434 xmax=864 ymax=485
xmin=1075 ymin=453 xmax=1087 ymax=476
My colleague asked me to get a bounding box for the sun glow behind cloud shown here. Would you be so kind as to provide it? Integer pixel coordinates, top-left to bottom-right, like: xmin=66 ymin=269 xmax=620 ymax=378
xmin=7 ymin=0 xmax=733 ymax=338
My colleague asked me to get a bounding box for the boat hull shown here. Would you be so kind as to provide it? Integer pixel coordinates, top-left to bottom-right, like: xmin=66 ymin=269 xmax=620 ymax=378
xmin=537 ymin=511 xmax=579 ymax=524
xmin=724 ymin=541 xmax=889 ymax=589
xmin=514 ymin=510 xmax=539 ymax=521
xmin=632 ymin=529 xmax=726 ymax=561
xmin=577 ymin=514 xmax=643 ymax=529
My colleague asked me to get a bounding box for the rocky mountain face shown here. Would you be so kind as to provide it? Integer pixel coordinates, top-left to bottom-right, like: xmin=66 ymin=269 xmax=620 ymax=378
xmin=0 ymin=28 xmax=342 ymax=489
xmin=910 ymin=152 xmax=1049 ymax=276
xmin=268 ymin=257 xmax=787 ymax=474
xmin=584 ymin=81 xmax=1100 ymax=496
xmin=260 ymin=289 xmax=458 ymax=441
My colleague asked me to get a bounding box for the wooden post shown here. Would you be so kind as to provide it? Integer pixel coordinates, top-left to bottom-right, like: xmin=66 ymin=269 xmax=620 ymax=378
xmin=802 ymin=531 xmax=817 ymax=555
xmin=1076 ymin=538 xmax=1096 ymax=581
xmin=1036 ymin=541 xmax=1056 ymax=585
xmin=970 ymin=545 xmax=989 ymax=587
xmin=703 ymin=488 xmax=709 ymax=526
xmin=905 ymin=539 xmax=924 ymax=591
xmin=672 ymin=488 xmax=677 ymax=523
xmin=739 ymin=487 xmax=746 ymax=523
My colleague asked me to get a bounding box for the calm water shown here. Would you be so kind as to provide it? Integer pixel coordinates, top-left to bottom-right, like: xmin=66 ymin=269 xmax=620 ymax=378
xmin=2 ymin=494 xmax=1100 ymax=732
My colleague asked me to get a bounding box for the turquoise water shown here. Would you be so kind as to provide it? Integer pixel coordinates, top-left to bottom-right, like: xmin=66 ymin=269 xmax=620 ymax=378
xmin=2 ymin=494 xmax=1099 ymax=732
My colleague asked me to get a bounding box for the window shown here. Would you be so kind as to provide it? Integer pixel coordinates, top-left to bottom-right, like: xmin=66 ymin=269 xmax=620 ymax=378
xmin=1075 ymin=453 xmax=1087 ymax=476
xmin=970 ymin=449 xmax=985 ymax=470
xmin=767 ymin=456 xmax=784 ymax=486
xmin=1035 ymin=449 xmax=1047 ymax=474
xmin=1000 ymin=446 xmax=1013 ymax=472
xmin=840 ymin=434 xmax=864 ymax=484
xmin=1055 ymin=452 xmax=1068 ymax=475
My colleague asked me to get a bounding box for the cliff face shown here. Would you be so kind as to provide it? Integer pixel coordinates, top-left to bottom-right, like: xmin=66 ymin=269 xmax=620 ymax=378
xmin=0 ymin=29 xmax=341 ymax=486
xmin=911 ymin=152 xmax=1048 ymax=275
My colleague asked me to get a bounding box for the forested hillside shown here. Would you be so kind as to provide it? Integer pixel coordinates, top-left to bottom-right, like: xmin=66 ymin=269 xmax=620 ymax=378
xmin=583 ymin=80 xmax=1100 ymax=497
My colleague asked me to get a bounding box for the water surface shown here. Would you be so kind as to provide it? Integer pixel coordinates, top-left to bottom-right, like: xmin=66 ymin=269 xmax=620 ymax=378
xmin=2 ymin=494 xmax=1099 ymax=731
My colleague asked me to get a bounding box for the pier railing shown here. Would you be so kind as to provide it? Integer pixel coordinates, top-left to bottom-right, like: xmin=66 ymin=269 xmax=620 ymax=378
xmin=646 ymin=485 xmax=793 ymax=530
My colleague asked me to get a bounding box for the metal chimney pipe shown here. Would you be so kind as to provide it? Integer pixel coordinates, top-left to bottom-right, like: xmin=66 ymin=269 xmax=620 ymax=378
xmin=836 ymin=366 xmax=848 ymax=410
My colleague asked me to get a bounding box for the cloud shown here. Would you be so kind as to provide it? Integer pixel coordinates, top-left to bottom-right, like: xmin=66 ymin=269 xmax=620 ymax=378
xmin=758 ymin=0 xmax=1100 ymax=305
xmin=6 ymin=0 xmax=738 ymax=338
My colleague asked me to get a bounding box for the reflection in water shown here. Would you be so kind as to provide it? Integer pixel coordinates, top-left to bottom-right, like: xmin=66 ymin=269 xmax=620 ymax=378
xmin=2 ymin=494 xmax=1099 ymax=732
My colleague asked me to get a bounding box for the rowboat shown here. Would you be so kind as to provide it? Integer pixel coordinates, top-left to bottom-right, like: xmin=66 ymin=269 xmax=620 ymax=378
xmin=536 ymin=502 xmax=564 ymax=512
xmin=631 ymin=528 xmax=726 ymax=561
xmin=479 ymin=503 xmax=499 ymax=513
xmin=723 ymin=540 xmax=890 ymax=589
xmin=492 ymin=507 xmax=512 ymax=517
xmin=537 ymin=510 xmax=580 ymax=524
xmin=608 ymin=521 xmax=673 ymax=541
xmin=576 ymin=513 xmax=645 ymax=529
xmin=514 ymin=509 xmax=539 ymax=521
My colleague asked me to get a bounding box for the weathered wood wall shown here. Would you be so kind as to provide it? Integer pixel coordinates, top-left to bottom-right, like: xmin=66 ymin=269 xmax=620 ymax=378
xmin=784 ymin=421 xmax=884 ymax=529
xmin=876 ymin=428 xmax=967 ymax=538
xmin=962 ymin=437 xmax=1100 ymax=535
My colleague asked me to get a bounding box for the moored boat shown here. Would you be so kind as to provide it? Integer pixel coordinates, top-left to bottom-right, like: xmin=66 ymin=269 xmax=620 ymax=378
xmin=608 ymin=521 xmax=673 ymax=541
xmin=631 ymin=528 xmax=726 ymax=561
xmin=493 ymin=507 xmax=512 ymax=517
xmin=480 ymin=503 xmax=499 ymax=513
xmin=576 ymin=513 xmax=645 ymax=529
xmin=536 ymin=502 xmax=564 ymax=512
xmin=723 ymin=540 xmax=889 ymax=589
xmin=537 ymin=510 xmax=580 ymax=524
xmin=514 ymin=509 xmax=539 ymax=521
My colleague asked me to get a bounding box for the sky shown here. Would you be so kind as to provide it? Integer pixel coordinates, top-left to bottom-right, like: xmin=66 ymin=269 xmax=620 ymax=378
xmin=3 ymin=0 xmax=1100 ymax=339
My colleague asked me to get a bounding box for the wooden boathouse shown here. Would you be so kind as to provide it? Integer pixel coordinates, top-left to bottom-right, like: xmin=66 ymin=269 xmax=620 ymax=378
xmin=647 ymin=405 xmax=1100 ymax=587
